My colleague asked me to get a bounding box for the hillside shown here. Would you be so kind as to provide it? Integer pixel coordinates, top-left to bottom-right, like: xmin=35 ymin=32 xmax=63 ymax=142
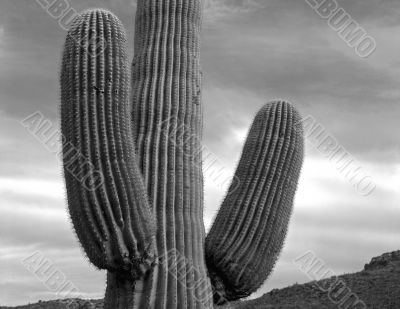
xmin=2 ymin=251 xmax=400 ymax=309
xmin=229 ymin=251 xmax=400 ymax=308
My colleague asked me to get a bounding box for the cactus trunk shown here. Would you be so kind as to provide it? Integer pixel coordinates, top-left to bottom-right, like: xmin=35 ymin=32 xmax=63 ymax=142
xmin=107 ymin=0 xmax=213 ymax=307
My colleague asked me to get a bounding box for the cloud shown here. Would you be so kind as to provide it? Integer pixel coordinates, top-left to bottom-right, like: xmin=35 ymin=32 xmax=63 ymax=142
xmin=203 ymin=0 xmax=400 ymax=27
xmin=0 ymin=0 xmax=137 ymax=119
xmin=1 ymin=0 xmax=399 ymax=306
xmin=250 ymin=154 xmax=400 ymax=297
xmin=331 ymin=0 xmax=400 ymax=27
xmin=0 ymin=26 xmax=3 ymax=48
xmin=200 ymin=1 xmax=400 ymax=163
xmin=204 ymin=0 xmax=267 ymax=22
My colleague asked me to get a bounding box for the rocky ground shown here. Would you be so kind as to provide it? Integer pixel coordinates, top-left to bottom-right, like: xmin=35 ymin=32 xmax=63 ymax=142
xmin=2 ymin=251 xmax=400 ymax=309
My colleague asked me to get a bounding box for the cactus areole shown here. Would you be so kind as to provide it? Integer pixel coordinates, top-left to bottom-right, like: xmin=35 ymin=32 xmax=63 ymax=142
xmin=60 ymin=1 xmax=304 ymax=308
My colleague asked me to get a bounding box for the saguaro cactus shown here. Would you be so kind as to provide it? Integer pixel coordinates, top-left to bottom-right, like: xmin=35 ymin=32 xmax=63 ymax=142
xmin=60 ymin=1 xmax=304 ymax=308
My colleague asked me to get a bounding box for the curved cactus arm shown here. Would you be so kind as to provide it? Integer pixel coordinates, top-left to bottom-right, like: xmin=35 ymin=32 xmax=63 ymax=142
xmin=205 ymin=101 xmax=304 ymax=303
xmin=60 ymin=9 xmax=156 ymax=278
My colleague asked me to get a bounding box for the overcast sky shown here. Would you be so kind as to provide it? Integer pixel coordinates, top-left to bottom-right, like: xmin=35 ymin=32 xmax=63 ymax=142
xmin=1 ymin=0 xmax=400 ymax=306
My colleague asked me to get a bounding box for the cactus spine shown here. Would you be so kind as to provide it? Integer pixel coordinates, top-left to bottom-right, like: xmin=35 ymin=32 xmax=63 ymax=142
xmin=60 ymin=1 xmax=304 ymax=309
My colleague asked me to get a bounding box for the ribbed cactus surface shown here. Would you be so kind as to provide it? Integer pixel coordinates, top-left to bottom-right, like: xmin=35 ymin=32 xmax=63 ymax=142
xmin=127 ymin=0 xmax=213 ymax=308
xmin=60 ymin=1 xmax=305 ymax=309
xmin=205 ymin=101 xmax=304 ymax=303
xmin=61 ymin=9 xmax=155 ymax=277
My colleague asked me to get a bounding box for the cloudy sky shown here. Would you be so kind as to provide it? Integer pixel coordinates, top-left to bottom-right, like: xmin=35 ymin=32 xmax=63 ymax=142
xmin=1 ymin=0 xmax=400 ymax=306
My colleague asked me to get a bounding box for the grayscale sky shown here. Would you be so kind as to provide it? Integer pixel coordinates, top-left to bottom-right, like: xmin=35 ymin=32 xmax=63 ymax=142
xmin=1 ymin=0 xmax=399 ymax=306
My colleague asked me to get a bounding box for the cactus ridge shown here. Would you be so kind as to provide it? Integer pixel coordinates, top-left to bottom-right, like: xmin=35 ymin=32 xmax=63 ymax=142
xmin=61 ymin=9 xmax=156 ymax=278
xmin=126 ymin=1 xmax=213 ymax=307
xmin=60 ymin=2 xmax=305 ymax=309
xmin=205 ymin=101 xmax=304 ymax=303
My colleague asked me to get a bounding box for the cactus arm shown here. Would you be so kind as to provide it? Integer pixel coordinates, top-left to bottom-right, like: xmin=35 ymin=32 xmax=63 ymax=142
xmin=60 ymin=9 xmax=156 ymax=278
xmin=206 ymin=101 xmax=304 ymax=303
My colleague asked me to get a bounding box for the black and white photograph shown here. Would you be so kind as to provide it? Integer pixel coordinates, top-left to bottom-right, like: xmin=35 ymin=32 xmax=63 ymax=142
xmin=0 ymin=0 xmax=399 ymax=308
